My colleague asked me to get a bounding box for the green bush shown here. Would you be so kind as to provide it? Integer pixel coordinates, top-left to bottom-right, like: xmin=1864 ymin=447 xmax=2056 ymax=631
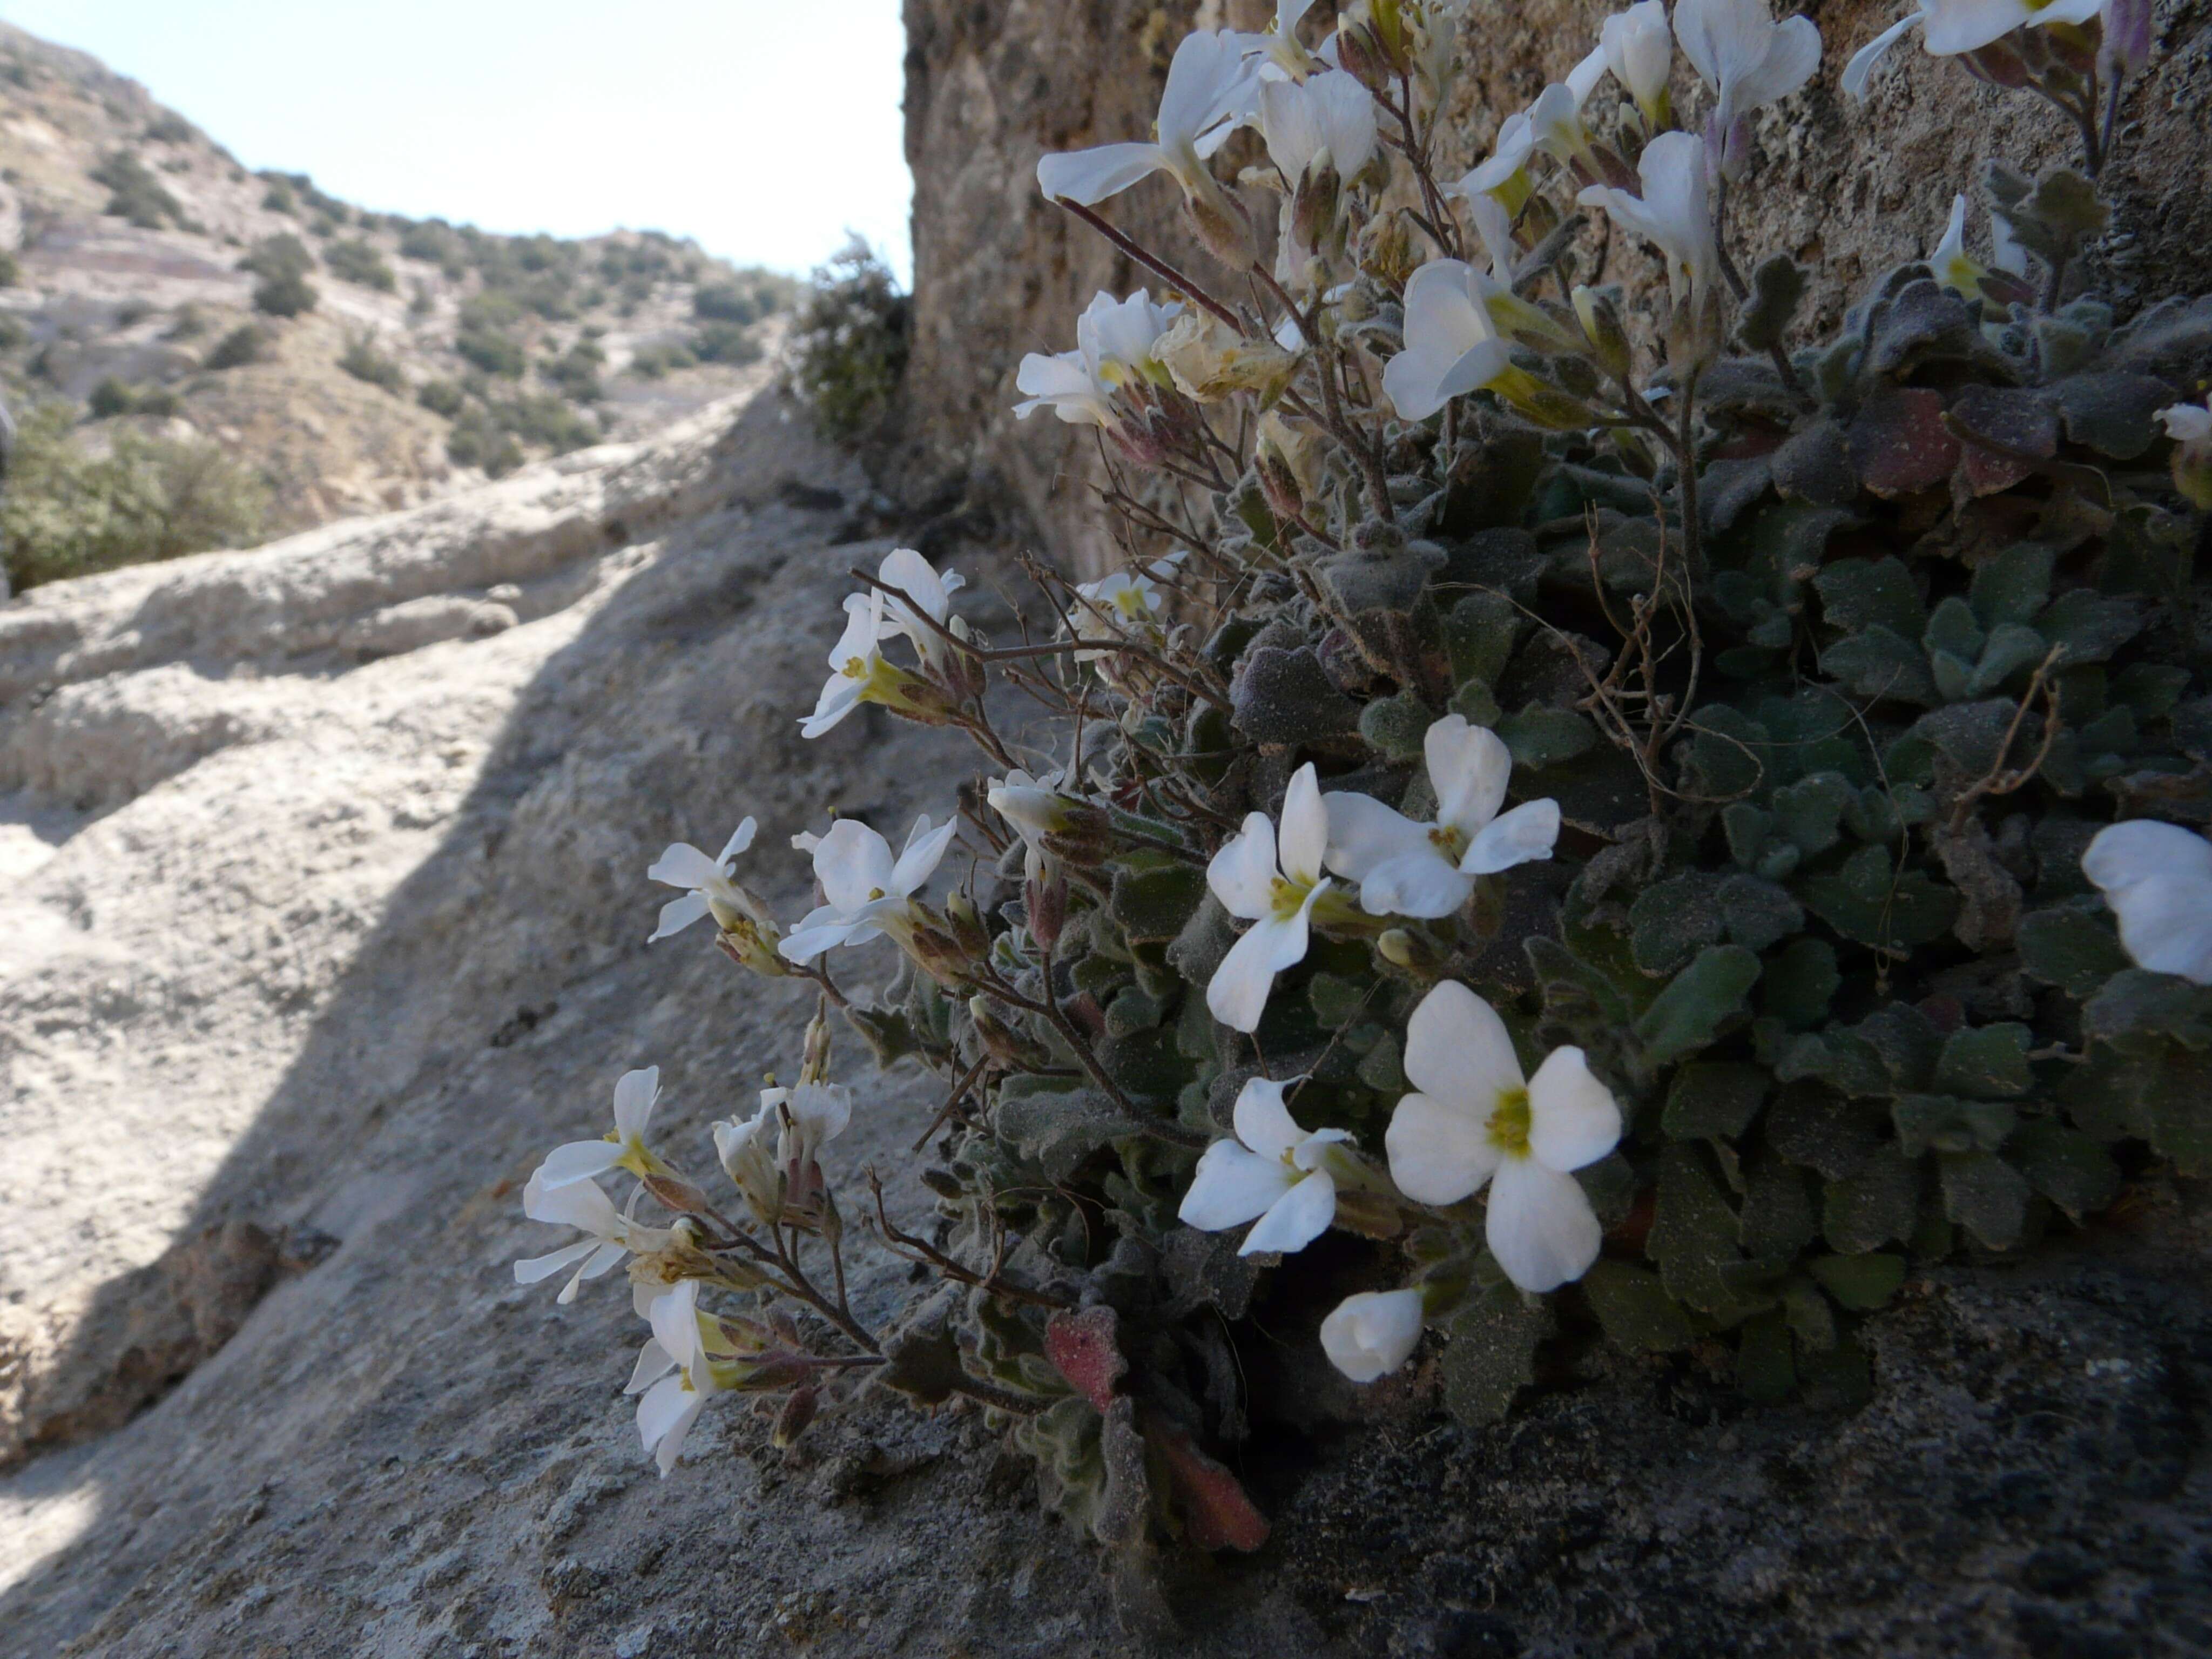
xmin=543 ymin=339 xmax=604 ymax=400
xmin=325 ymin=238 xmax=395 ymax=292
xmin=91 ymin=150 xmax=181 ymax=230
xmin=626 ymin=343 xmax=697 ymax=380
xmin=87 ymin=376 xmax=136 ymax=417
xmin=455 ymin=323 xmax=525 ymax=377
xmin=204 ymin=323 xmax=270 ymax=370
xmin=691 ymin=320 xmax=763 ymax=367
xmin=399 ymin=220 xmax=469 ymax=279
xmin=142 ymin=112 xmax=194 ymax=144
xmin=241 ymin=234 xmax=318 ymax=318
xmin=489 ymin=392 xmax=596 ymax=453
xmin=338 ymin=333 xmax=404 ymax=394
xmin=443 ymin=406 xmax=523 ymax=476
xmin=0 ymin=313 xmax=25 ymax=352
xmin=786 ymin=238 xmax=908 ymax=442
xmin=0 ymin=251 xmax=18 ymax=288
xmin=260 ymin=178 xmax=296 ymax=214
xmin=692 ymin=282 xmax=760 ymax=325
xmin=0 ymin=403 xmax=267 ymax=591
xmin=415 ymin=378 xmax=466 ymax=418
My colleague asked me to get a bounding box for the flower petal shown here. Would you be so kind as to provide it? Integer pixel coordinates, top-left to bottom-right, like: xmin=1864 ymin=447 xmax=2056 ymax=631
xmin=2110 ymin=873 xmax=2212 ymax=985
xmin=814 ymin=818 xmax=898 ymax=914
xmin=1231 ymin=1074 xmax=1306 ymax=1158
xmin=891 ymin=814 xmax=957 ymax=896
xmin=2083 ymin=819 xmax=2212 ymax=899
xmin=523 ymin=1169 xmax=623 ymax=1232
xmin=1385 ymin=1090 xmax=1503 ymax=1205
xmin=1278 ymin=763 xmax=1328 ymax=885
xmin=1206 ymin=908 xmax=1307 ymax=1033
xmin=648 ymin=890 xmax=713 ymax=943
xmin=1426 ymin=715 xmax=1512 ymax=835
xmin=1323 ymin=791 xmax=1433 ymax=881
xmin=1525 ymin=1046 xmax=1623 ymax=1172
xmin=613 ymin=1067 xmax=660 ymax=1141
xmin=717 ymin=818 xmax=758 ymax=866
xmin=1179 ymin=1139 xmax=1297 ymax=1230
xmin=1484 ymin=1156 xmax=1602 ymax=1293
xmin=1842 ymin=11 xmax=1920 ymax=100
xmin=1037 ymin=142 xmax=1170 ymax=205
xmin=1239 ymin=1169 xmax=1336 ymax=1255
xmin=513 ymin=1239 xmax=598 ymax=1285
xmin=800 ymin=674 xmax=865 ymax=738
xmin=533 ymin=1139 xmax=624 ymax=1188
xmin=1208 ymin=812 xmax=1281 ymax=919
xmin=625 ymin=1337 xmax=677 ymax=1395
xmin=1459 ymin=798 xmax=1561 ymax=875
xmin=1402 ymin=979 xmax=1523 ymax=1110
xmin=646 ymin=842 xmax=719 ymax=889
xmin=777 ymin=912 xmax=861 ymax=965
xmin=1320 ymin=1288 xmax=1425 ymax=1382
xmin=1358 ymin=850 xmax=1472 ymax=920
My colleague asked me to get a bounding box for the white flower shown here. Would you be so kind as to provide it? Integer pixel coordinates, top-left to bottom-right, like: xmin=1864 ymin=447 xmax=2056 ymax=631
xmin=1381 ymin=259 xmax=1573 ymax=422
xmin=1177 ymin=1075 xmax=1355 ymax=1255
xmin=2159 ymin=402 xmax=2212 ymax=446
xmin=534 ymin=1067 xmax=669 ymax=1189
xmin=713 ymin=1106 xmax=783 ymax=1220
xmin=1070 ymin=555 xmax=1181 ymax=659
xmin=646 ymin=818 xmax=767 ymax=943
xmin=1035 ymin=29 xmax=1258 ymax=207
xmin=627 ymin=1281 xmax=725 ymax=1476
xmin=1320 ymin=1288 xmax=1425 ymax=1381
xmin=1324 ymin=715 xmax=1560 ymax=919
xmin=1156 ymin=311 xmax=1300 ymax=403
xmin=872 ymin=546 xmax=967 ymax=676
xmin=1930 ymin=193 xmax=1988 ymax=299
xmin=1205 ymin=762 xmax=1332 ymax=1031
xmin=1577 ymin=130 xmax=1720 ymax=314
xmin=1601 ymin=0 xmax=1676 ymax=127
xmin=802 ymin=588 xmax=899 ymax=739
xmin=987 ymin=765 xmax=1087 ymax=879
xmin=763 ymin=1080 xmax=854 ymax=1205
xmin=1239 ymin=0 xmax=1323 ymax=80
xmin=2082 ymin=819 xmax=2212 ymax=984
xmin=1844 ymin=0 xmax=2105 ymax=100
xmin=1524 ymin=46 xmax=1611 ymax=171
xmin=1385 ymin=981 xmax=1622 ymax=1293
xmin=513 ymin=1170 xmax=671 ymax=1304
xmin=1014 ymin=289 xmax=1185 ymax=427
xmin=1459 ymin=111 xmax=1537 ymax=205
xmin=1259 ymin=67 xmax=1378 ymax=190
xmin=1674 ymin=0 xmax=1822 ymax=133
xmin=777 ymin=813 xmax=957 ymax=963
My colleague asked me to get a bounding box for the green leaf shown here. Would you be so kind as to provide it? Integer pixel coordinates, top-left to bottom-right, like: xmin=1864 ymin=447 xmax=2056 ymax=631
xmin=1630 ymin=873 xmax=1725 ymax=975
xmin=1650 ymin=1145 xmax=1768 ymax=1322
xmin=1783 ymin=1277 xmax=1838 ymax=1351
xmin=1359 ymin=691 xmax=1434 ymax=763
xmin=1682 ymin=705 xmax=1770 ymax=799
xmin=1968 ymin=543 xmax=2055 ymax=630
xmin=1635 ymin=945 xmax=1762 ymax=1068
xmin=1719 ymin=873 xmax=1804 ymax=952
xmin=994 ymin=1083 xmax=1138 ymax=1181
xmin=1355 ymin=1029 xmax=1407 ymax=1093
xmin=1797 ymin=844 xmax=1960 ymax=952
xmin=1741 ymin=1147 xmax=1819 ymax=1260
xmin=1498 ymin=704 xmax=1598 ymax=770
xmin=1823 ymin=1145 xmax=1921 ymax=1252
xmin=1892 ymin=1093 xmax=2018 ymax=1158
xmin=1938 ymin=1150 xmax=2032 ymax=1249
xmin=2083 ymin=969 xmax=2212 ymax=1052
xmin=1663 ymin=1062 xmax=1769 ymax=1141
xmin=1444 ymin=590 xmax=1521 ymax=687
xmin=1823 ymin=625 xmax=1940 ymax=707
xmin=2036 ymin=588 xmax=2140 ymax=666
xmin=1109 ymin=860 xmax=1208 ymax=945
xmin=1931 ymin=1023 xmax=2033 ymax=1098
xmin=1307 ymin=972 xmax=1369 ymax=1032
xmin=1761 ymin=937 xmax=1840 ymax=1031
xmin=1736 ymin=254 xmax=1806 ymax=354
xmin=1808 ymin=1251 xmax=1905 ymax=1310
xmin=1814 ymin=555 xmax=1926 ymax=638
xmin=1770 ymin=772 xmax=1853 ymax=859
xmin=1439 ymin=1287 xmax=1552 ymax=1426
xmin=1736 ymin=1308 xmax=1796 ymax=1403
xmin=1581 ymin=1260 xmax=1695 ymax=1352
xmin=2007 ymin=1118 xmax=2121 ymax=1220
xmin=2018 ymin=906 xmax=2132 ymax=997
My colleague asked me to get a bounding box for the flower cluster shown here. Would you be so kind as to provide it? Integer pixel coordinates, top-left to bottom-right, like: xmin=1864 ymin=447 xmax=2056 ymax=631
xmin=516 ymin=0 xmax=2210 ymax=1574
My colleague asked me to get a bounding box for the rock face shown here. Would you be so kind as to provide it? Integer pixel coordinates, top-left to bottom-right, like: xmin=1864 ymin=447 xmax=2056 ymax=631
xmin=899 ymin=0 xmax=2212 ymax=571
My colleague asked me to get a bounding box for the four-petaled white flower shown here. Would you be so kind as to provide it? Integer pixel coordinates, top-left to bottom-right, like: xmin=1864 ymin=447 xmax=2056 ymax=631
xmin=1014 ymin=290 xmax=1185 ymax=428
xmin=1320 ymin=1288 xmax=1426 ymax=1382
xmin=1258 ymin=69 xmax=1378 ymax=274
xmin=763 ymin=1081 xmax=854 ymax=1206
xmin=871 ymin=547 xmax=968 ymax=677
xmin=513 ymin=1170 xmax=671 ymax=1304
xmin=1240 ymin=0 xmax=1323 ymax=81
xmin=2082 ymin=819 xmax=2212 ymax=984
xmin=987 ymin=766 xmax=1088 ymax=879
xmin=1382 ymin=258 xmax=1573 ymax=423
xmin=627 ymin=1280 xmax=725 ymax=1477
xmin=713 ymin=1105 xmax=784 ymax=1222
xmin=646 ymin=818 xmax=766 ymax=943
xmin=1325 ymin=715 xmax=1561 ymax=919
xmin=1675 ymin=0 xmax=1822 ymax=136
xmin=1036 ymin=29 xmax=1258 ymax=207
xmin=535 ymin=1067 xmax=670 ymax=1189
xmin=1178 ymin=1075 xmax=1355 ymax=1255
xmin=1844 ymin=0 xmax=2105 ymax=100
xmin=1930 ymin=193 xmax=1990 ymax=299
xmin=778 ymin=813 xmax=957 ymax=963
xmin=1601 ymin=0 xmax=1676 ymax=129
xmin=1385 ymin=981 xmax=1622 ymax=1293
xmin=802 ymin=588 xmax=899 ymax=739
xmin=1205 ymin=762 xmax=1332 ymax=1031
xmin=2160 ymin=402 xmax=2212 ymax=445
xmin=1459 ymin=111 xmax=1537 ymax=208
xmin=1071 ymin=556 xmax=1180 ymax=659
xmin=1578 ymin=130 xmax=1721 ymax=314
xmin=1525 ymin=45 xmax=1612 ymax=171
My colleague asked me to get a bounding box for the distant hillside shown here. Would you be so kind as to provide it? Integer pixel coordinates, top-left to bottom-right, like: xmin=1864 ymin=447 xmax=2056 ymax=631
xmin=0 ymin=22 xmax=795 ymax=574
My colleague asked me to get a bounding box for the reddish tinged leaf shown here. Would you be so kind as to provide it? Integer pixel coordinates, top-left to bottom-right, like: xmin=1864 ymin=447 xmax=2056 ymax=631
xmin=1848 ymin=385 xmax=1960 ymax=497
xmin=1142 ymin=1416 xmax=1271 ymax=1553
xmin=1044 ymin=1306 xmax=1125 ymax=1411
xmin=1945 ymin=385 xmax=2059 ymax=498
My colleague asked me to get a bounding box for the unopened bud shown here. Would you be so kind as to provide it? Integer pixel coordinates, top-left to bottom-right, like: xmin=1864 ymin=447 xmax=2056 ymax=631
xmin=1256 ymin=441 xmax=1305 ymax=526
xmin=2101 ymin=0 xmax=2152 ymax=82
xmin=772 ymin=1385 xmax=819 ymax=1449
xmin=1572 ymin=286 xmax=1634 ymax=381
xmin=1026 ymin=872 xmax=1068 ymax=950
xmin=1290 ymin=158 xmax=1343 ymax=257
xmin=1182 ymin=183 xmax=1251 ymax=268
xmin=1376 ymin=927 xmax=1444 ymax=976
xmin=1334 ymin=22 xmax=1393 ymax=92
xmin=642 ymin=1170 xmax=711 ymax=1216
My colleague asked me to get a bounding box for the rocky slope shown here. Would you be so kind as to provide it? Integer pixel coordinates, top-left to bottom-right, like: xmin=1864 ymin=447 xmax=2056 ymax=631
xmin=899 ymin=0 xmax=2212 ymax=572
xmin=0 ymin=22 xmax=793 ymax=545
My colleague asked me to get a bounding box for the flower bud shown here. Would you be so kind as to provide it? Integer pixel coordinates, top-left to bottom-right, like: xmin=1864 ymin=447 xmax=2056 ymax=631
xmin=772 ymin=1385 xmax=819 ymax=1449
xmin=2163 ymin=404 xmax=2212 ymax=508
xmin=716 ymin=914 xmax=790 ymax=979
xmin=1256 ymin=441 xmax=1306 ymax=527
xmin=1156 ymin=312 xmax=1299 ymax=404
xmin=1290 ymin=157 xmax=1343 ymax=259
xmin=2101 ymin=0 xmax=2152 ymax=82
xmin=1572 ymin=285 xmax=1634 ymax=381
xmin=1377 ymin=927 xmax=1444 ymax=975
xmin=1026 ymin=871 xmax=1068 ymax=950
xmin=642 ymin=1170 xmax=712 ymax=1216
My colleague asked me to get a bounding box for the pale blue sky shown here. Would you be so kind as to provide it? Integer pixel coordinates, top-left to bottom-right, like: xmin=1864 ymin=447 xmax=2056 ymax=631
xmin=0 ymin=1 xmax=913 ymax=280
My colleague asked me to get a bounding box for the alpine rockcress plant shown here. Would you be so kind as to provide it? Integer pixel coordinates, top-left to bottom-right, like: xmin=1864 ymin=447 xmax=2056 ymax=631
xmin=518 ymin=0 xmax=2212 ymax=1562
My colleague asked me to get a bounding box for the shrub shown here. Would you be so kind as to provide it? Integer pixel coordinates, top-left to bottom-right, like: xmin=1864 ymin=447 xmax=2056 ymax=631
xmin=260 ymin=178 xmax=296 ymax=214
xmin=786 ymin=238 xmax=908 ymax=441
xmin=625 ymin=342 xmax=696 ymax=380
xmin=325 ymin=238 xmax=395 ymax=292
xmin=0 ymin=403 xmax=266 ymax=590
xmin=692 ymin=282 xmax=760 ymax=325
xmin=0 ymin=313 xmax=25 ymax=352
xmin=416 ymin=378 xmax=466 ymax=418
xmin=204 ymin=323 xmax=270 ymax=370
xmin=690 ymin=320 xmax=764 ymax=367
xmin=142 ymin=112 xmax=194 ymax=145
xmin=543 ymin=339 xmax=605 ymax=400
xmin=399 ymin=220 xmax=469 ymax=279
xmin=0 ymin=250 xmax=18 ymax=287
xmin=338 ymin=333 xmax=404 ymax=394
xmin=241 ymin=234 xmax=318 ymax=318
xmin=443 ymin=405 xmax=522 ymax=476
xmin=489 ymin=392 xmax=596 ymax=453
xmin=91 ymin=150 xmax=181 ymax=230
xmin=87 ymin=376 xmax=136 ymax=417
xmin=455 ymin=323 xmax=525 ymax=378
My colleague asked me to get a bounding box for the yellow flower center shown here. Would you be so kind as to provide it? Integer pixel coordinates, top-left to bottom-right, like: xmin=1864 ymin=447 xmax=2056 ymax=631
xmin=1486 ymin=1088 xmax=1532 ymax=1157
xmin=1428 ymin=823 xmax=1468 ymax=862
xmin=1267 ymin=875 xmax=1312 ymax=921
